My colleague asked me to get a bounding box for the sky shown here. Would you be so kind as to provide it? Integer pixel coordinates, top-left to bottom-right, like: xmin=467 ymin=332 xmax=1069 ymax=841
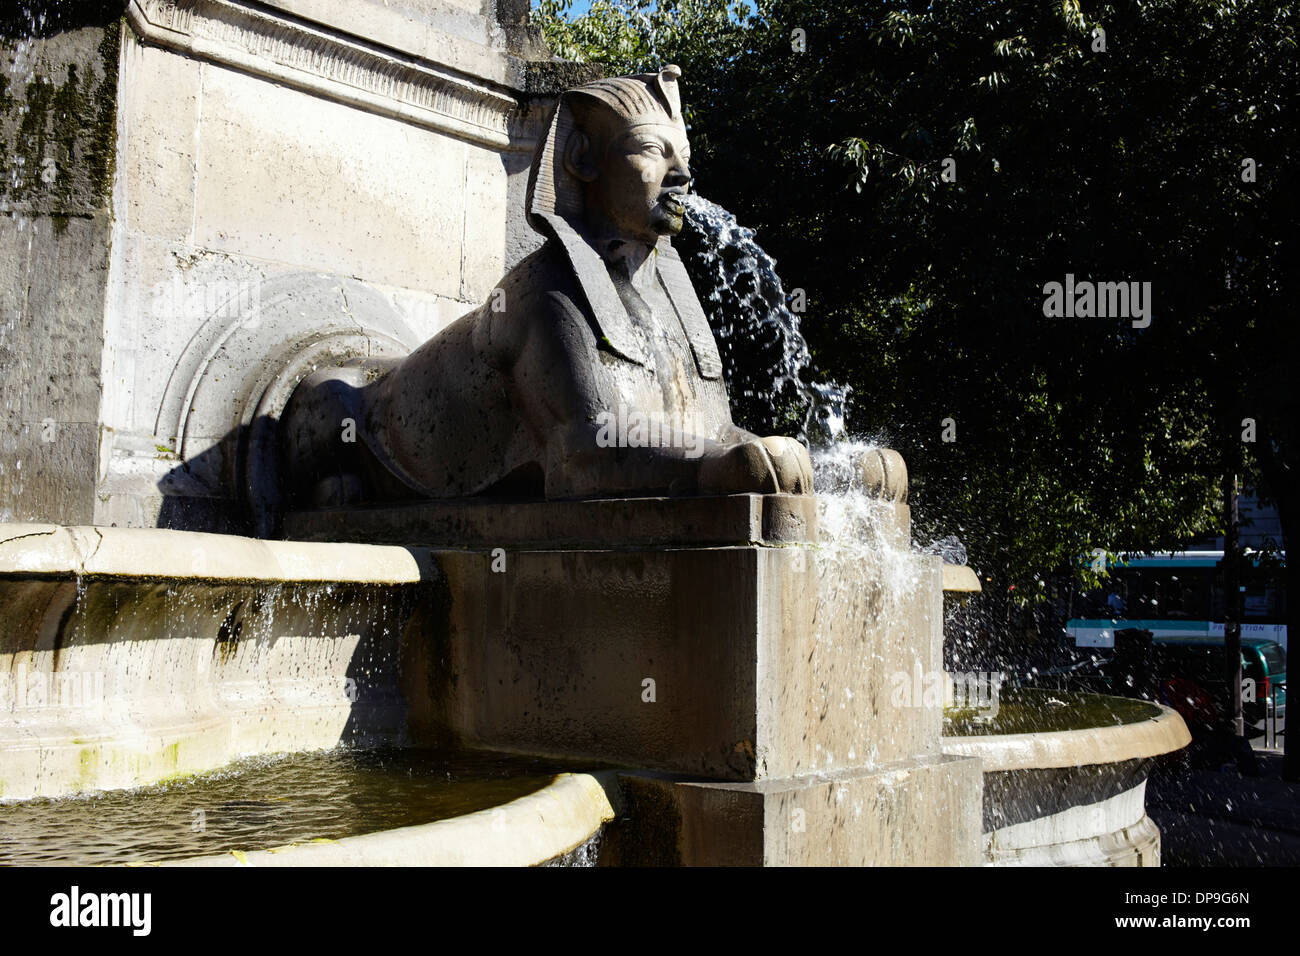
xmin=533 ymin=0 xmax=598 ymax=16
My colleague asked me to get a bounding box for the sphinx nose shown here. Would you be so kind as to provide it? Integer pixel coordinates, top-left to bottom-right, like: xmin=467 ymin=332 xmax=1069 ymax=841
xmin=665 ymin=163 xmax=691 ymax=190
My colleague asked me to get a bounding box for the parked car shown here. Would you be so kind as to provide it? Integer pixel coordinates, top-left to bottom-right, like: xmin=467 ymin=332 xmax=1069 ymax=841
xmin=1152 ymin=635 xmax=1285 ymax=732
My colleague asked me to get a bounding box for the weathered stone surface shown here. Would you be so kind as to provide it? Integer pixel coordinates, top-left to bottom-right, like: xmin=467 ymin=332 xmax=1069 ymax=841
xmin=0 ymin=522 xmax=434 ymax=582
xmin=127 ymin=0 xmax=525 ymax=132
xmin=0 ymin=574 xmax=425 ymax=800
xmin=0 ymin=516 xmax=988 ymax=865
xmin=95 ymin=6 xmax=538 ymax=527
xmin=95 ymin=242 xmax=438 ymax=529
xmin=115 ymin=38 xmax=199 ymax=244
xmin=285 ymin=492 xmax=830 ymax=549
xmin=0 ymin=213 xmax=110 ymax=524
xmin=412 ymin=539 xmax=945 ymax=781
xmin=0 ymin=418 xmax=98 ymax=526
xmin=280 ymin=66 xmax=819 ymax=512
xmin=461 ymin=144 xmax=511 ymax=301
xmin=194 ymin=67 xmax=473 ymax=293
xmin=607 ymin=754 xmax=984 ymax=866
xmin=0 ymin=8 xmax=120 ymax=218
xmin=1 ymin=1 xmax=556 ymax=528
xmin=0 ymin=524 xmax=449 ymax=800
xmin=248 ymin=0 xmax=522 ymax=87
xmin=0 ymin=11 xmax=119 ymax=526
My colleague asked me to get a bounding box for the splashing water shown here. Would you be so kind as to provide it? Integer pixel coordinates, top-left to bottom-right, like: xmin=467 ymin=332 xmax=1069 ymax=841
xmin=807 ymin=438 xmax=933 ymax=769
xmin=678 ymin=194 xmax=850 ymax=447
xmin=678 ymin=197 xmax=958 ymax=721
xmin=680 ymin=194 xmax=970 ymax=571
xmin=4 ymin=3 xmax=46 ymax=206
xmin=812 ymin=439 xmax=922 ymax=591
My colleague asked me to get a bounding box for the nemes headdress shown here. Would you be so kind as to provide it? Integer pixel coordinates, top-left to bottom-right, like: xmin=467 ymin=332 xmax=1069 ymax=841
xmin=528 ymin=66 xmax=685 ymax=227
xmin=524 ymin=66 xmax=720 ymax=379
xmin=575 ymin=65 xmax=686 ymax=130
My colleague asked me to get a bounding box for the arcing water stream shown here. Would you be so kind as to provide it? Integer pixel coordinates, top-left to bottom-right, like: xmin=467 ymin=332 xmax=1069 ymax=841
xmin=680 ymin=193 xmax=950 ymax=560
xmin=678 ymin=195 xmax=851 ymax=449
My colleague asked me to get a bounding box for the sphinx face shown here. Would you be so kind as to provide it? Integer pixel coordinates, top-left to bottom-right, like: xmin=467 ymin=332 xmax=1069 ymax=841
xmin=587 ymin=122 xmax=692 ymax=246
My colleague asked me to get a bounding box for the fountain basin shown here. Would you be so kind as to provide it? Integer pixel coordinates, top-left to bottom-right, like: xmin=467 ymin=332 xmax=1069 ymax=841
xmin=0 ymin=746 xmax=614 ymax=867
xmin=942 ymin=689 xmax=1191 ymax=866
xmin=160 ymin=771 xmax=615 ymax=868
xmin=0 ymin=494 xmax=984 ymax=866
xmin=0 ymin=523 xmax=433 ymax=800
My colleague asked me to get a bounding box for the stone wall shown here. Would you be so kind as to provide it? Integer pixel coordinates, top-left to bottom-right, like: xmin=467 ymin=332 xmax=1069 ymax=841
xmin=0 ymin=4 xmax=123 ymax=524
xmin=1 ymin=0 xmax=578 ymax=530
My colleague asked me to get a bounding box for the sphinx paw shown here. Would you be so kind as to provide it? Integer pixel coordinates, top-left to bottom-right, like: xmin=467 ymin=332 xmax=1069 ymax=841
xmin=698 ymin=440 xmax=779 ymax=495
xmin=760 ymin=436 xmax=814 ymax=495
xmin=698 ymin=437 xmax=814 ymax=496
xmin=858 ymin=447 xmax=908 ymax=502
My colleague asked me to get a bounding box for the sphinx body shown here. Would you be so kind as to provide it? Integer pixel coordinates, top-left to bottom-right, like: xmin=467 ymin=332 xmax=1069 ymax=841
xmin=279 ymin=66 xmax=815 ymax=508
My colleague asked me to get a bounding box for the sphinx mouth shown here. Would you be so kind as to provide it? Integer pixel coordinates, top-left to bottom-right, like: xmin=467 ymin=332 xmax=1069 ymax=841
xmin=659 ymin=192 xmax=686 ymax=215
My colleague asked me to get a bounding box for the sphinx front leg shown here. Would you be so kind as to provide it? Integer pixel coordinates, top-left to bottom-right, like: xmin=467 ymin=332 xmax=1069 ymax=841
xmin=710 ymin=423 xmax=815 ymax=495
xmin=696 ymin=435 xmax=814 ymax=496
xmin=543 ymin=420 xmax=712 ymax=498
xmin=280 ymin=365 xmax=369 ymax=507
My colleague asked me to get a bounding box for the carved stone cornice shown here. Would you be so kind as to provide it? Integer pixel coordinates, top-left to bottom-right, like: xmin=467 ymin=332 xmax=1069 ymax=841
xmin=126 ymin=0 xmax=523 ymax=150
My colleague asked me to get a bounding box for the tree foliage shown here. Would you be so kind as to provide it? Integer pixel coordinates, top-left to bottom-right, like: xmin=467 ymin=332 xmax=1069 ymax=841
xmin=533 ymin=0 xmax=1298 ymax=606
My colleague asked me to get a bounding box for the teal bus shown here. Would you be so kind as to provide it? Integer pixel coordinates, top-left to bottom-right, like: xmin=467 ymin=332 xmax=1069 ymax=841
xmin=1066 ymin=550 xmax=1287 ymax=651
xmin=1064 ymin=550 xmax=1286 ymax=732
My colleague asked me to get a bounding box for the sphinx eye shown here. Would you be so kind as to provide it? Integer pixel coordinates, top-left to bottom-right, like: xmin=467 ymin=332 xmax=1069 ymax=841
xmin=640 ymin=142 xmax=665 ymax=156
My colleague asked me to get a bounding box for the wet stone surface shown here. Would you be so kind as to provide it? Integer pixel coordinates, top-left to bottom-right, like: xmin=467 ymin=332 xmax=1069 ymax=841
xmin=944 ymin=688 xmax=1163 ymax=737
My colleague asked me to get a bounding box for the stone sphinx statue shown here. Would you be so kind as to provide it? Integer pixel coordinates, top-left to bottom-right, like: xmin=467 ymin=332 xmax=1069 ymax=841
xmin=280 ymin=66 xmax=822 ymax=506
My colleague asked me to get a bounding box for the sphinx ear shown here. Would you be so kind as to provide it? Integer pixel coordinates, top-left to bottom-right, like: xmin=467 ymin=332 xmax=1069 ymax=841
xmin=563 ymin=130 xmax=600 ymax=183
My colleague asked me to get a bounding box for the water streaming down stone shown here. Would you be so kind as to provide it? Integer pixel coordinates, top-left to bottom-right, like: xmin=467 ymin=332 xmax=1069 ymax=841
xmin=678 ymin=196 xmax=927 ymax=669
xmin=676 ymin=200 xmax=990 ymax=769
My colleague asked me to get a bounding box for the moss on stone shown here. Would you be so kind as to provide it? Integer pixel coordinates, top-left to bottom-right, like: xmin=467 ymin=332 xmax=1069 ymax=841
xmin=86 ymin=17 xmax=120 ymax=205
xmin=944 ymin=687 xmax=1163 ymax=737
xmin=0 ymin=14 xmax=121 ymax=224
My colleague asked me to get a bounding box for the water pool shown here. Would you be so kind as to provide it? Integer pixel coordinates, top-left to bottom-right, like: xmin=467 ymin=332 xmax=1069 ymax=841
xmin=0 ymin=748 xmax=574 ymax=866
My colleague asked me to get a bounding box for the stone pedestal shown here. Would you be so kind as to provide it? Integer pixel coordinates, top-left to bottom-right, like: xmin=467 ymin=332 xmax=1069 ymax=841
xmin=609 ymin=756 xmax=982 ymax=866
xmin=291 ymin=492 xmax=985 ymax=866
xmin=0 ymin=494 xmax=985 ymax=864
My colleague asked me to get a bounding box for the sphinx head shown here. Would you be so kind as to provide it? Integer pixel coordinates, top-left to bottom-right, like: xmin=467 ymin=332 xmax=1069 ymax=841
xmin=534 ymin=66 xmax=692 ymax=249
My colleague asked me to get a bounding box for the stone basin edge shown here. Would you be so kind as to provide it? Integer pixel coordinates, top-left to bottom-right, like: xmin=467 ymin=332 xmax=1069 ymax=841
xmin=151 ymin=771 xmax=617 ymax=867
xmin=941 ymin=704 xmax=1192 ymax=773
xmin=0 ymin=523 xmax=433 ymax=585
